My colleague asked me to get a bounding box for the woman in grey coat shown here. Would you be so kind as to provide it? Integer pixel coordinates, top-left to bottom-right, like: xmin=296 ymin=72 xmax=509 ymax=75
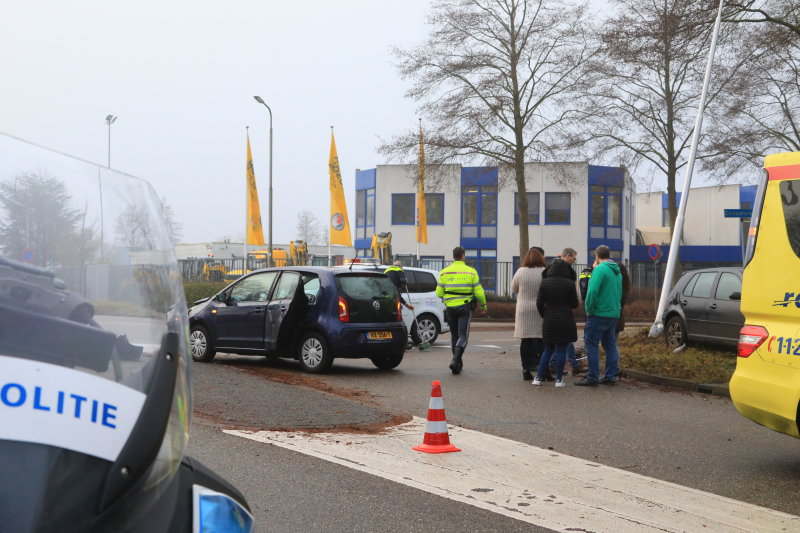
xmin=511 ymin=248 xmax=548 ymax=381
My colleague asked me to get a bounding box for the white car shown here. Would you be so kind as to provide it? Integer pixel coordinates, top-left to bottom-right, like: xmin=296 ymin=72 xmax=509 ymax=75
xmin=335 ymin=264 xmax=450 ymax=344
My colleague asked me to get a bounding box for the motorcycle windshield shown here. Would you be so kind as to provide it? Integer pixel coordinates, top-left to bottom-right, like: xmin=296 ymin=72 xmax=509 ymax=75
xmin=0 ymin=132 xmax=191 ymax=532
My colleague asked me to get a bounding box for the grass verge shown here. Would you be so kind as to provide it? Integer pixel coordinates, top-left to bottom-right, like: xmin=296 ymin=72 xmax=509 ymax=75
xmin=90 ymin=300 xmax=163 ymax=319
xmin=616 ymin=329 xmax=737 ymax=384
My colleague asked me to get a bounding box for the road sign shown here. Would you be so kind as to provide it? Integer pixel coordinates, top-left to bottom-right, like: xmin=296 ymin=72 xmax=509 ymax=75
xmin=724 ymin=209 xmax=752 ymax=218
xmin=648 ymin=244 xmax=663 ymax=263
xmin=21 ymin=249 xmax=34 ymax=263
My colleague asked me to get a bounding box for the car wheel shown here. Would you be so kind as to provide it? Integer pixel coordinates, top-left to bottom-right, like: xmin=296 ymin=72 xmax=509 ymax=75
xmin=411 ymin=315 xmax=439 ymax=345
xmin=665 ymin=316 xmax=688 ymax=349
xmin=298 ymin=332 xmax=334 ymax=374
xmin=371 ymin=352 xmax=404 ymax=370
xmin=190 ymin=325 xmax=216 ymax=362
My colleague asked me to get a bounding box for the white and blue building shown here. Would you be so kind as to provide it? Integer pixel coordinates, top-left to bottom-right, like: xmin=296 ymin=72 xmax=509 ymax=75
xmin=634 ymin=184 xmax=758 ymax=267
xmin=352 ymin=162 xmax=637 ymax=289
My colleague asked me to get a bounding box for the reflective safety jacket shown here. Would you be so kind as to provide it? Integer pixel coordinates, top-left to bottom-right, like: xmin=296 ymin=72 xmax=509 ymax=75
xmin=436 ymin=261 xmax=487 ymax=308
xmin=579 ymin=267 xmax=593 ymax=302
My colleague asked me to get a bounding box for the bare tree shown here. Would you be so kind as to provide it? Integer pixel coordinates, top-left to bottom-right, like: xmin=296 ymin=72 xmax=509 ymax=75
xmin=580 ymin=0 xmax=746 ymax=235
xmin=0 ymin=171 xmax=82 ymax=267
xmin=295 ymin=209 xmax=326 ymax=245
xmin=160 ymin=196 xmax=184 ymax=244
xmin=702 ymin=0 xmax=800 ymax=178
xmin=724 ymin=0 xmax=800 ymax=37
xmin=115 ymin=204 xmax=154 ymax=249
xmin=378 ymin=0 xmax=597 ymax=259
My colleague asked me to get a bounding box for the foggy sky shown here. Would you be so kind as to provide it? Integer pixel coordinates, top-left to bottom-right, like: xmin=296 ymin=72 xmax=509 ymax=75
xmin=2 ymin=0 xmax=705 ymax=246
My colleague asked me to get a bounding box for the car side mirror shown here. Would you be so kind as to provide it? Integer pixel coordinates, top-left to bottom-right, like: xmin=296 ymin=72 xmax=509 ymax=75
xmin=216 ymin=293 xmax=229 ymax=304
xmin=730 ymin=292 xmax=741 ymax=301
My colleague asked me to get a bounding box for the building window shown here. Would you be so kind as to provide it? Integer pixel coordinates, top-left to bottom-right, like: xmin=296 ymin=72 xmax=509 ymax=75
xmin=425 ymin=194 xmax=445 ymax=225
xmin=545 ymin=192 xmax=571 ymax=224
xmin=356 ymin=187 xmax=375 ymax=239
xmin=461 ymin=185 xmax=496 ymax=238
xmin=514 ymin=192 xmax=540 ymax=225
xmin=392 ymin=194 xmax=415 ymax=225
xmin=590 ymin=185 xmax=622 ymax=239
xmin=663 ymin=208 xmax=670 ymax=228
xmin=356 ymin=190 xmax=365 ymax=227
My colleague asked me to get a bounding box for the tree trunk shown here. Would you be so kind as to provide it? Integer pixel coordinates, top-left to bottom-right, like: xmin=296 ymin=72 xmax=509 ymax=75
xmin=516 ymin=160 xmax=529 ymax=261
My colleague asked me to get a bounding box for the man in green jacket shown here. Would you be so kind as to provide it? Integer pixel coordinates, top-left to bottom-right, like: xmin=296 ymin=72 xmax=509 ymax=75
xmin=575 ymin=245 xmax=622 ymax=387
xmin=436 ymin=246 xmax=487 ymax=374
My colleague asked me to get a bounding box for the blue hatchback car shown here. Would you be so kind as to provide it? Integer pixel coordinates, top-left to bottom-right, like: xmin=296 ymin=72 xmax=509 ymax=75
xmin=187 ymin=267 xmax=408 ymax=373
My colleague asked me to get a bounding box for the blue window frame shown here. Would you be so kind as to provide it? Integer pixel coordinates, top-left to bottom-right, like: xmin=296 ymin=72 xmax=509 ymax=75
xmin=465 ymin=249 xmax=496 ymax=291
xmin=545 ymin=192 xmax=571 ymax=225
xmin=356 ymin=188 xmax=375 ymax=239
xmin=514 ymin=192 xmax=540 ymax=225
xmin=425 ymin=193 xmax=445 ymax=225
xmin=589 ymin=185 xmax=622 ymax=240
xmin=461 ymin=185 xmax=497 ymax=238
xmin=392 ymin=194 xmax=415 ymax=225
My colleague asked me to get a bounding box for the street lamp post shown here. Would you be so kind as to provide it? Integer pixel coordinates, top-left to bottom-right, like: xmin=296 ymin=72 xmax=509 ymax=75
xmin=105 ymin=115 xmax=117 ymax=169
xmin=253 ymin=96 xmax=273 ymax=267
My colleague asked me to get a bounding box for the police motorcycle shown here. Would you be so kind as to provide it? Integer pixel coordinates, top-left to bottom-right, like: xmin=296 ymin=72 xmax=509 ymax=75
xmin=0 ymin=133 xmax=254 ymax=533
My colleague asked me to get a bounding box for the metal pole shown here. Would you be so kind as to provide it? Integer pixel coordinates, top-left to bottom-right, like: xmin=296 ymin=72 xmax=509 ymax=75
xmin=108 ymin=121 xmax=111 ymax=169
xmin=269 ymin=115 xmax=273 ymax=268
xmin=650 ymin=0 xmax=725 ymax=337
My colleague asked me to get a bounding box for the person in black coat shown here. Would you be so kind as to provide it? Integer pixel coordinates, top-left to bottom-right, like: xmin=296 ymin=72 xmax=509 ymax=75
xmin=533 ymin=258 xmax=579 ymax=386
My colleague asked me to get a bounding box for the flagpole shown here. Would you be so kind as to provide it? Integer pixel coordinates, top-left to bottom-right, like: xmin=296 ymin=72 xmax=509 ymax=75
xmin=329 ymin=126 xmax=333 ymax=267
xmin=245 ymin=127 xmax=249 ymax=260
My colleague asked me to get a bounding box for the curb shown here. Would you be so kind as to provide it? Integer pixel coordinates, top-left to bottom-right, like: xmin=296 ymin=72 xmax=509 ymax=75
xmin=620 ymin=368 xmax=730 ymax=398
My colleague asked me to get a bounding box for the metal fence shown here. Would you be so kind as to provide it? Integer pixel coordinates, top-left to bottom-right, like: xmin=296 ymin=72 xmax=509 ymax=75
xmin=178 ymin=256 xmax=712 ymax=309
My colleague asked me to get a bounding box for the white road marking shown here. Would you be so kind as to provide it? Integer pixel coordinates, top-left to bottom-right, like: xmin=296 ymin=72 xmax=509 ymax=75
xmin=226 ymin=418 xmax=797 ymax=532
xmin=473 ymin=344 xmax=502 ymax=349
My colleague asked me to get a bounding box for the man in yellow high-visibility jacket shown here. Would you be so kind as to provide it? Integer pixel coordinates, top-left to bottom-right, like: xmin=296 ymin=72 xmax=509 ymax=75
xmin=436 ymin=246 xmax=487 ymax=374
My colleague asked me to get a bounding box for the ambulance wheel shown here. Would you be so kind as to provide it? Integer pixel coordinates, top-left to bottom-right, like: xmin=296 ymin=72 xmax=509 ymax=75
xmin=411 ymin=314 xmax=439 ymax=345
xmin=190 ymin=325 xmax=216 ymax=362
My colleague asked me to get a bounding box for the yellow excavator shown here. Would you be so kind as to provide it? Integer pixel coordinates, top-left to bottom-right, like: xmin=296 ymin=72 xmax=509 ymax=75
xmin=370 ymin=232 xmax=393 ymax=265
xmin=290 ymin=240 xmax=308 ymax=266
xmin=201 ymin=258 xmax=227 ymax=282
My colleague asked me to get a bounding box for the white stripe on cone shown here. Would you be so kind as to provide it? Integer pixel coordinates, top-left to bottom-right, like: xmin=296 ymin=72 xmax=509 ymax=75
xmin=424 ymin=420 xmax=449 ymax=434
xmin=428 ymin=397 xmax=444 ymax=410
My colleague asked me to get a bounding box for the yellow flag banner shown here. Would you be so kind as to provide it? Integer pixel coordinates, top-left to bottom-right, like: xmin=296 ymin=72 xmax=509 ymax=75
xmin=328 ymin=132 xmax=353 ymax=247
xmin=246 ymin=135 xmax=265 ymax=246
xmin=417 ymin=123 xmax=428 ymax=244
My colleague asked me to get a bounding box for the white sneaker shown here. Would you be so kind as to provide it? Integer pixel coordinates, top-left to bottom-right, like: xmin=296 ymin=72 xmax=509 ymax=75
xmin=532 ymin=377 xmax=542 ymax=386
xmin=555 ymin=379 xmax=566 ymax=388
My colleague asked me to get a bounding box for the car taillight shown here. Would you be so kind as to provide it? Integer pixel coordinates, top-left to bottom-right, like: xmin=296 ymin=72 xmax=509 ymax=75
xmin=738 ymin=325 xmax=768 ymax=358
xmin=397 ymin=299 xmax=402 ymax=321
xmin=338 ymin=296 xmax=349 ymax=322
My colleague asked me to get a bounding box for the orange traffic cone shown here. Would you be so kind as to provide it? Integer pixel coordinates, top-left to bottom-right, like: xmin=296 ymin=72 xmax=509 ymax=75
xmin=413 ymin=380 xmax=461 ymax=454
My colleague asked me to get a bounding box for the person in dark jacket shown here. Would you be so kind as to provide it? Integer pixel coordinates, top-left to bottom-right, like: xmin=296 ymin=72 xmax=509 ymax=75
xmin=533 ymin=258 xmax=579 ymax=387
xmin=544 ymin=248 xmax=582 ymax=375
xmin=385 ymin=261 xmax=414 ymax=311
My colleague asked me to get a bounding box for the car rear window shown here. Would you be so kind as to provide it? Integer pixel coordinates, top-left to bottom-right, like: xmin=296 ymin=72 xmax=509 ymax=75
xmin=714 ymin=272 xmax=741 ymax=300
xmin=682 ymin=274 xmax=699 ymax=297
xmin=690 ymin=272 xmax=717 ymax=299
xmin=779 ymin=180 xmax=800 ymax=259
xmin=335 ymin=274 xmax=398 ymax=323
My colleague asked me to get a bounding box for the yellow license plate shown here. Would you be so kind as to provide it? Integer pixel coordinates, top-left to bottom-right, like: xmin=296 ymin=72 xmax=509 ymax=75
xmin=367 ymin=331 xmax=392 ymax=340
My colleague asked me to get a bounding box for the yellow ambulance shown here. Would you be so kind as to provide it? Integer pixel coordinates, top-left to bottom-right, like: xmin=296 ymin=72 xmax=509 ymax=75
xmin=731 ymin=151 xmax=800 ymax=437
